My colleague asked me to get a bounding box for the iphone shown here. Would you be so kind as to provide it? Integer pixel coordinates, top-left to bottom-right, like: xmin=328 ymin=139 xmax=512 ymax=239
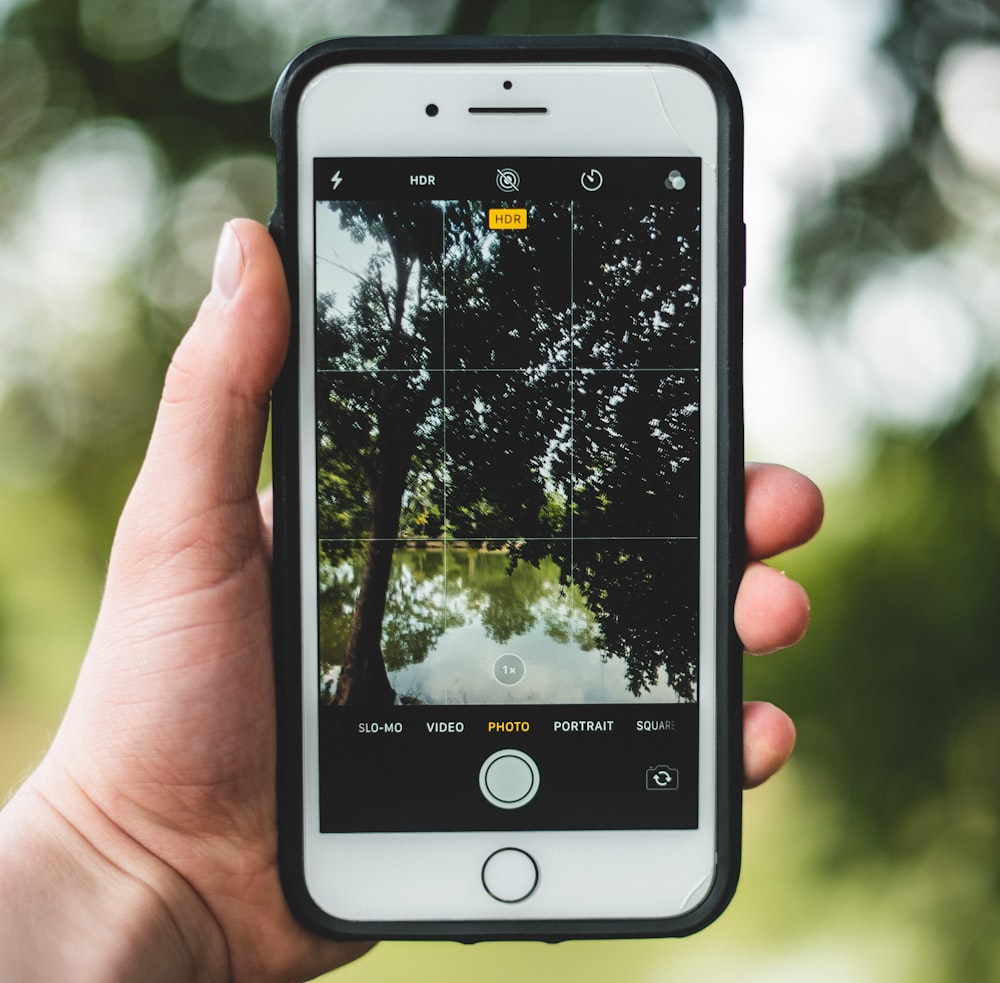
xmin=269 ymin=34 xmax=744 ymax=940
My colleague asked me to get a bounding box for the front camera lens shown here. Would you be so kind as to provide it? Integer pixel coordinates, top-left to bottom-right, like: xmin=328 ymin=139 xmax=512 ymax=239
xmin=425 ymin=103 xmax=439 ymax=117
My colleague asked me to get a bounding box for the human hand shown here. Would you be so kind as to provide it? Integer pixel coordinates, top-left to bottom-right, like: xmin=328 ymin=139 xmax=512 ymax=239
xmin=737 ymin=462 xmax=823 ymax=788
xmin=0 ymin=219 xmax=820 ymax=982
xmin=1 ymin=220 xmax=370 ymax=983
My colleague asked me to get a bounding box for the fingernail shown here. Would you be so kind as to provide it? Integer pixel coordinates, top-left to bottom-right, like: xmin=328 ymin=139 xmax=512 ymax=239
xmin=211 ymin=222 xmax=244 ymax=302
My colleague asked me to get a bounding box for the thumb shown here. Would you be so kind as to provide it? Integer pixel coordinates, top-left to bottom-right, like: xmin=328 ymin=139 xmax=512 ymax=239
xmin=134 ymin=219 xmax=289 ymax=522
xmin=101 ymin=219 xmax=289 ymax=601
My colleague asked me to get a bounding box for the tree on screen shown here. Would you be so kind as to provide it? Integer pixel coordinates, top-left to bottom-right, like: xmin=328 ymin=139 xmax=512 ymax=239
xmin=316 ymin=197 xmax=701 ymax=704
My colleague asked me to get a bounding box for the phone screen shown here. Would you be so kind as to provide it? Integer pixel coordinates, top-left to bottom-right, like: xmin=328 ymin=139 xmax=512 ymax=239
xmin=310 ymin=156 xmax=705 ymax=834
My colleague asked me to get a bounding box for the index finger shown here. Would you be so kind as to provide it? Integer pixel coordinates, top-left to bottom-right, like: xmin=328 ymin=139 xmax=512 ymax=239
xmin=744 ymin=463 xmax=824 ymax=561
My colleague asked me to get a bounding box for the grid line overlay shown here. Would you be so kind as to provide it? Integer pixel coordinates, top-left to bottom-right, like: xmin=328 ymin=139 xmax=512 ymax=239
xmin=312 ymin=187 xmax=702 ymax=704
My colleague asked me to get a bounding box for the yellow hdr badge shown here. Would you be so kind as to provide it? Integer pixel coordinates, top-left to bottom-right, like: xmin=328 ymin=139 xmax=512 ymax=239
xmin=488 ymin=208 xmax=528 ymax=229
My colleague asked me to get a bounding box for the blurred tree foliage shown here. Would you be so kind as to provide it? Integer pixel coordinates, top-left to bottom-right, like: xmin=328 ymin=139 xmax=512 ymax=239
xmin=779 ymin=0 xmax=1000 ymax=976
xmin=789 ymin=0 xmax=1000 ymax=311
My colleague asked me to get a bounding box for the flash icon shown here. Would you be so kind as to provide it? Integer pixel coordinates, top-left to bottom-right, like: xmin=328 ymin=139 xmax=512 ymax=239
xmin=330 ymin=169 xmax=344 ymax=190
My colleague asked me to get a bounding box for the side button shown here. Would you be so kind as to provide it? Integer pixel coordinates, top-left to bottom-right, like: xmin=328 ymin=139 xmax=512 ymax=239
xmin=482 ymin=848 xmax=539 ymax=903
xmin=268 ymin=207 xmax=285 ymax=258
xmin=742 ymin=220 xmax=747 ymax=287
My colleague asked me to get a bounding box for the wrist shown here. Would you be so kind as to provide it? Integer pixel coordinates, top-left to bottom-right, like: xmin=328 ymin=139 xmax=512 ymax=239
xmin=0 ymin=766 xmax=230 ymax=983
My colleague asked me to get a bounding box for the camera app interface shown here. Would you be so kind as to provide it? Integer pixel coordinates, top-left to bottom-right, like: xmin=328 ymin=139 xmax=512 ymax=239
xmin=312 ymin=158 xmax=705 ymax=832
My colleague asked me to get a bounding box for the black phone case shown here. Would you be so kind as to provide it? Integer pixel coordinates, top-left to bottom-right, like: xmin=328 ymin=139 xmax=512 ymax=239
xmin=269 ymin=33 xmax=745 ymax=942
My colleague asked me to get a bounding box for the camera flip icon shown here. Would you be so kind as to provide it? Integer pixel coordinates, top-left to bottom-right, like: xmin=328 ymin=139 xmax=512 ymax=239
xmin=645 ymin=765 xmax=679 ymax=791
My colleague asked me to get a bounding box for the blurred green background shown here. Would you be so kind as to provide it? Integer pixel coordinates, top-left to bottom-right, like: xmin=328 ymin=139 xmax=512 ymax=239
xmin=3 ymin=0 xmax=1000 ymax=979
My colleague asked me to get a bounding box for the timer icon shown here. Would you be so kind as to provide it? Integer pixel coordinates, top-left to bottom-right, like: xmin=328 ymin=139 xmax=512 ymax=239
xmin=580 ymin=168 xmax=604 ymax=192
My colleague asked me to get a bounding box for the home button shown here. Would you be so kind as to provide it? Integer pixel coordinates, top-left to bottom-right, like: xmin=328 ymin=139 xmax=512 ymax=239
xmin=482 ymin=848 xmax=539 ymax=903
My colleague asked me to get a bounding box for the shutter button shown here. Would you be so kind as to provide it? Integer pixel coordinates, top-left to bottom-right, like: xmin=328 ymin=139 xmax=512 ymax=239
xmin=479 ymin=749 xmax=539 ymax=809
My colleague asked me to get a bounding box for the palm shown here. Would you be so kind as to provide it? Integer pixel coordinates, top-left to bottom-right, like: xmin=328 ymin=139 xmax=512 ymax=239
xmin=43 ymin=227 xmax=370 ymax=981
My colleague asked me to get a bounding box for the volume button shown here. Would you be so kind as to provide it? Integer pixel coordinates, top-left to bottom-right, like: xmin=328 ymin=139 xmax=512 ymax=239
xmin=742 ymin=221 xmax=747 ymax=287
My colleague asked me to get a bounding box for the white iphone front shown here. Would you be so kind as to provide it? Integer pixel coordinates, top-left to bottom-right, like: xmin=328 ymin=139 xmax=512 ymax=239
xmin=274 ymin=38 xmax=743 ymax=937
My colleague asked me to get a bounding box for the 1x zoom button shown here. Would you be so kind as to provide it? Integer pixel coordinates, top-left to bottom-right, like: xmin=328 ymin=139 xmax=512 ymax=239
xmin=479 ymin=749 xmax=539 ymax=809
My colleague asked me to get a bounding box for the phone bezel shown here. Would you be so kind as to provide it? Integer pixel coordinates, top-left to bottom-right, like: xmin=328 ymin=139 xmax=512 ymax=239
xmin=270 ymin=35 xmax=744 ymax=942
